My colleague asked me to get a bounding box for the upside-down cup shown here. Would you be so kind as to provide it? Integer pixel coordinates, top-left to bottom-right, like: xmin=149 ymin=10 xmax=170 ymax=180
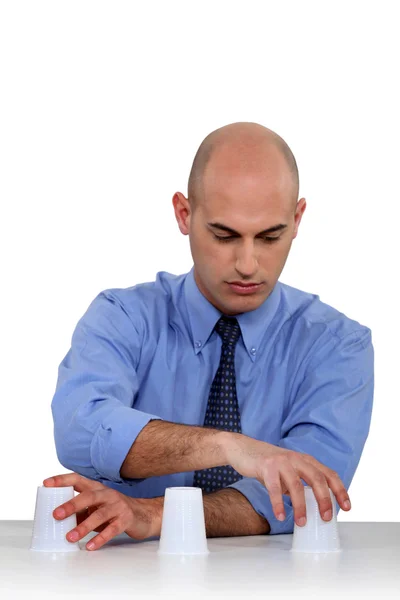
xmin=30 ymin=485 xmax=81 ymax=552
xmin=291 ymin=486 xmax=341 ymax=553
xmin=158 ymin=487 xmax=209 ymax=555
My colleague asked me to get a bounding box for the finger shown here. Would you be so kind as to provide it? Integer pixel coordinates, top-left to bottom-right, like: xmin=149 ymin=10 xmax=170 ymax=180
xmin=76 ymin=508 xmax=108 ymax=533
xmin=296 ymin=463 xmax=333 ymax=521
xmin=301 ymin=455 xmax=351 ymax=511
xmin=64 ymin=490 xmax=125 ymax=546
xmin=85 ymin=519 xmax=125 ymax=551
xmin=59 ymin=489 xmax=122 ymax=544
xmin=53 ymin=487 xmax=116 ymax=521
xmin=76 ymin=508 xmax=90 ymax=526
xmin=77 ymin=507 xmax=106 ymax=530
xmin=279 ymin=461 xmax=307 ymax=527
xmin=324 ymin=469 xmax=351 ymax=510
xmin=87 ymin=506 xmax=109 ymax=532
xmin=66 ymin=502 xmax=119 ymax=545
xmin=66 ymin=490 xmax=132 ymax=543
xmin=43 ymin=473 xmax=104 ymax=494
xmin=262 ymin=471 xmax=286 ymax=522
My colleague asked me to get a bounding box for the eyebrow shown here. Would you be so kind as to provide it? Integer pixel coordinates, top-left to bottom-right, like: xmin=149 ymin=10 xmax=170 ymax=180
xmin=207 ymin=222 xmax=288 ymax=236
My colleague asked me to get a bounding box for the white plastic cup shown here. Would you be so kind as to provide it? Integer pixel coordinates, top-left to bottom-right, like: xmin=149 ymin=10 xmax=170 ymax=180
xmin=291 ymin=486 xmax=341 ymax=553
xmin=30 ymin=485 xmax=81 ymax=552
xmin=158 ymin=487 xmax=209 ymax=555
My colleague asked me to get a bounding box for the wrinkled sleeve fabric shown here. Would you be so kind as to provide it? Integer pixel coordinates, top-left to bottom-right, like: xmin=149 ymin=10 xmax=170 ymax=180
xmin=227 ymin=327 xmax=374 ymax=534
xmin=51 ymin=291 xmax=162 ymax=487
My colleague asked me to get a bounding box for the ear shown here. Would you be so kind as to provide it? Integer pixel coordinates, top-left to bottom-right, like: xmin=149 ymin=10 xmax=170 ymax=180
xmin=172 ymin=192 xmax=191 ymax=235
xmin=292 ymin=198 xmax=307 ymax=239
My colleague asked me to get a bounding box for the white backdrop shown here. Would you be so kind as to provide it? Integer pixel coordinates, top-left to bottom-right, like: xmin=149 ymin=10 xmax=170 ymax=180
xmin=1 ymin=0 xmax=398 ymax=521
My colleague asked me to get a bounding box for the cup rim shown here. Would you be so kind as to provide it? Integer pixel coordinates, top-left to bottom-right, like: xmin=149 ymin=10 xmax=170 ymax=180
xmin=166 ymin=486 xmax=201 ymax=491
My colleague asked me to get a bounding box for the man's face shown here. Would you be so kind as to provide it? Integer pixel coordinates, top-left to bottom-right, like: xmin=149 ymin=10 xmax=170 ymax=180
xmin=174 ymin=148 xmax=306 ymax=315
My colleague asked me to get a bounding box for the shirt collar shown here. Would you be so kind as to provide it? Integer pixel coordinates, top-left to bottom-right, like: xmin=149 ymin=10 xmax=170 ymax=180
xmin=183 ymin=266 xmax=282 ymax=362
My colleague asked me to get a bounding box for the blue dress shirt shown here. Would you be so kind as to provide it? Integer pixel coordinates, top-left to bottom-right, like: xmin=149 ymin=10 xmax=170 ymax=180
xmin=51 ymin=267 xmax=374 ymax=534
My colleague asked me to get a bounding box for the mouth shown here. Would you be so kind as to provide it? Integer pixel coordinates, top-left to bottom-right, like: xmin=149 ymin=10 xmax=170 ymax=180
xmin=226 ymin=281 xmax=264 ymax=295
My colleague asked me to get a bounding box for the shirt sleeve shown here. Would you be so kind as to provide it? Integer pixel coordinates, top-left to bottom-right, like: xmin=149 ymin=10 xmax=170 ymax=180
xmin=226 ymin=326 xmax=374 ymax=535
xmin=51 ymin=291 xmax=162 ymax=487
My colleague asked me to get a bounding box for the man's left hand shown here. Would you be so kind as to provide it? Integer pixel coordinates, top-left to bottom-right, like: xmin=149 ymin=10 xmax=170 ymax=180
xmin=43 ymin=472 xmax=163 ymax=551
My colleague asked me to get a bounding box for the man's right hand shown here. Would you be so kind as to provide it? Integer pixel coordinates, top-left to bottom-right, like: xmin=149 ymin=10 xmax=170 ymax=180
xmin=43 ymin=473 xmax=163 ymax=551
xmin=222 ymin=431 xmax=351 ymax=526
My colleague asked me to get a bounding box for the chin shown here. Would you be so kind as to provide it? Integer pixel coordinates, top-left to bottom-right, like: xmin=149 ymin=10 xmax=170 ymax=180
xmin=224 ymin=296 xmax=264 ymax=315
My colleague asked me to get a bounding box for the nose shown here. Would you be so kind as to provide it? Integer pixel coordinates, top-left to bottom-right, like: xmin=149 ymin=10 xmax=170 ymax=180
xmin=235 ymin=240 xmax=258 ymax=278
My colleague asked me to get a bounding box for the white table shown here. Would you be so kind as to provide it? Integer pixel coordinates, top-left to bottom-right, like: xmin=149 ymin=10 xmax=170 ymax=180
xmin=0 ymin=521 xmax=399 ymax=599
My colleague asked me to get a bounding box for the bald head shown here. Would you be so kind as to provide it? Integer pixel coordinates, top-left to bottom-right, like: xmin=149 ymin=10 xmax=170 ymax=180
xmin=187 ymin=122 xmax=299 ymax=213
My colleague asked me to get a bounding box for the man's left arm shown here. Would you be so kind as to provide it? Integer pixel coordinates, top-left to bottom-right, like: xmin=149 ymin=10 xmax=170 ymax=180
xmin=225 ymin=326 xmax=374 ymax=535
xmin=150 ymin=487 xmax=271 ymax=537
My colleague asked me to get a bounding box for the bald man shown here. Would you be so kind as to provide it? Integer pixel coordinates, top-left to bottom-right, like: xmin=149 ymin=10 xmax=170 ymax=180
xmin=48 ymin=122 xmax=374 ymax=551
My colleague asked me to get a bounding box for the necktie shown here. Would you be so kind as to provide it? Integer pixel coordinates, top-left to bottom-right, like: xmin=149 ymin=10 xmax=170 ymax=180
xmin=193 ymin=315 xmax=243 ymax=493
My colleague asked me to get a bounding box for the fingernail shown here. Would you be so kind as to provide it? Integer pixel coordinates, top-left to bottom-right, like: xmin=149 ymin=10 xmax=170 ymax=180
xmin=297 ymin=517 xmax=306 ymax=526
xmin=69 ymin=531 xmax=79 ymax=541
xmin=323 ymin=510 xmax=332 ymax=520
xmin=87 ymin=542 xmax=95 ymax=550
xmin=54 ymin=508 xmax=66 ymax=518
xmin=44 ymin=478 xmax=54 ymax=485
xmin=278 ymin=513 xmax=285 ymax=521
xmin=344 ymin=500 xmax=351 ymax=510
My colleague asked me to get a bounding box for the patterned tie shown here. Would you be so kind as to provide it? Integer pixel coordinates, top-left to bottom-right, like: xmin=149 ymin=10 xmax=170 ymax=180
xmin=193 ymin=315 xmax=243 ymax=493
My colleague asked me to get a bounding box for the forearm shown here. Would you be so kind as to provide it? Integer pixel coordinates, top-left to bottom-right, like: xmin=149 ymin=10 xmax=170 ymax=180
xmin=203 ymin=488 xmax=270 ymax=536
xmin=147 ymin=488 xmax=270 ymax=537
xmin=120 ymin=419 xmax=230 ymax=479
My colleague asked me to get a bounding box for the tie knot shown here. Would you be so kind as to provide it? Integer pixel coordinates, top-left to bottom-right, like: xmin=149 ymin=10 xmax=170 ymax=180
xmin=215 ymin=316 xmax=241 ymax=346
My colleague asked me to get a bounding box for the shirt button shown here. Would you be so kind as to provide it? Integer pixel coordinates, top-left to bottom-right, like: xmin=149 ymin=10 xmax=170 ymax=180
xmin=195 ymin=340 xmax=202 ymax=349
xmin=250 ymin=347 xmax=256 ymax=356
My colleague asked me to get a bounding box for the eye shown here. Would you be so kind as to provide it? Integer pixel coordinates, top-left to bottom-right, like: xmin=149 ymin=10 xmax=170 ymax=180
xmin=261 ymin=237 xmax=281 ymax=243
xmin=213 ymin=235 xmax=237 ymax=243
xmin=213 ymin=234 xmax=281 ymax=244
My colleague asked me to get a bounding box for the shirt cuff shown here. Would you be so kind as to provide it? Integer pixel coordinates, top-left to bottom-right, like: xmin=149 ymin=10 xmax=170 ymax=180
xmin=227 ymin=477 xmax=295 ymax=535
xmin=90 ymin=406 xmax=162 ymax=486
